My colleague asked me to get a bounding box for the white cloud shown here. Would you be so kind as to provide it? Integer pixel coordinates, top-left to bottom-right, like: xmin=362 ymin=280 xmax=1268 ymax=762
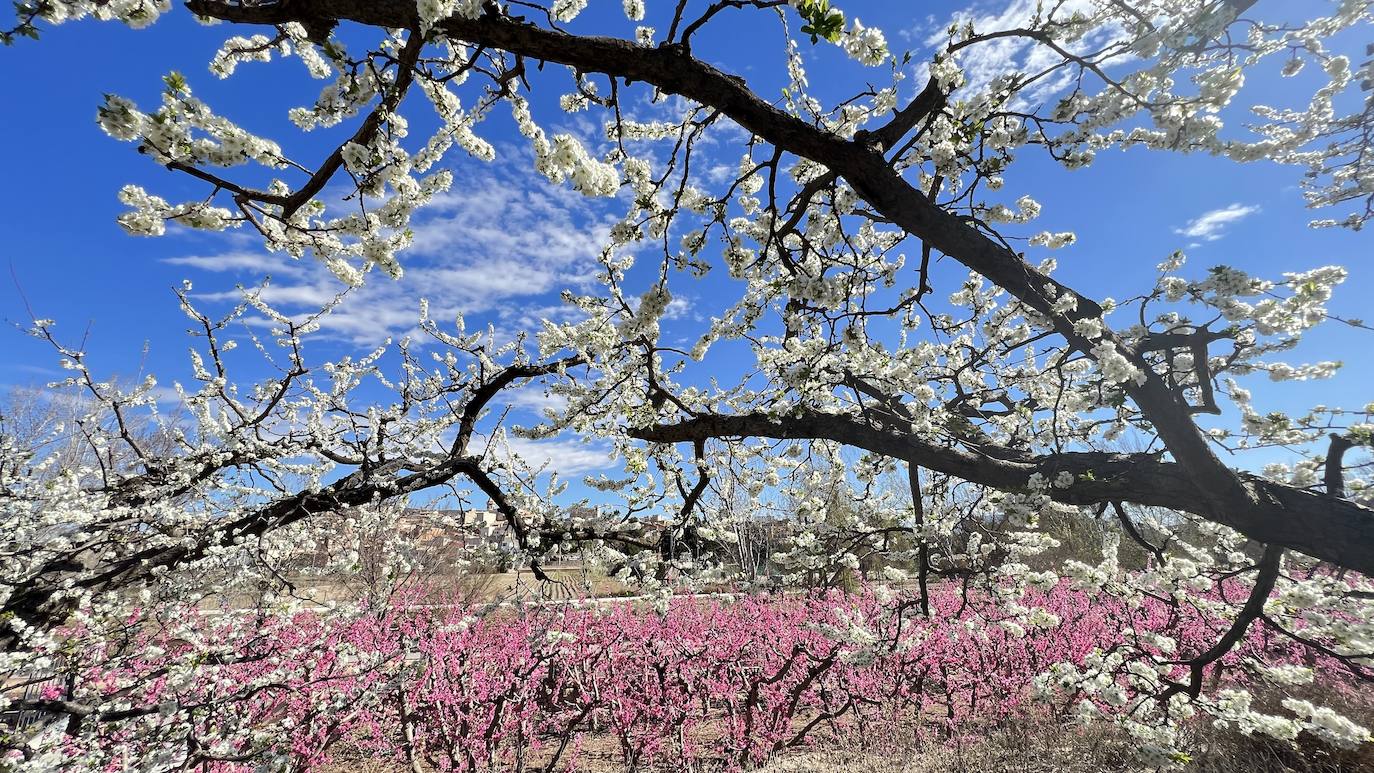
xmin=145 ymin=385 xmax=189 ymax=405
xmin=7 ymin=363 xmax=58 ymax=377
xmin=1175 ymin=203 xmax=1260 ymax=243
xmin=663 ymin=296 xmax=693 ymax=320
xmin=507 ymin=384 xmax=568 ymax=417
xmin=162 ymin=155 xmax=619 ymax=345
xmin=912 ymin=0 xmax=1119 ymax=109
xmin=704 ymin=163 xmax=735 ymax=185
xmin=500 ymin=435 xmax=613 ymax=475
xmin=506 ymin=302 xmax=591 ymax=333
xmin=163 ymin=251 xmax=297 ymax=275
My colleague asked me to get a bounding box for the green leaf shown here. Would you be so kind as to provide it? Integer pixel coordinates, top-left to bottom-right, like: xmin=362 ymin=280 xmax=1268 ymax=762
xmin=795 ymin=0 xmax=844 ymax=45
xmin=162 ymin=71 xmax=188 ymax=96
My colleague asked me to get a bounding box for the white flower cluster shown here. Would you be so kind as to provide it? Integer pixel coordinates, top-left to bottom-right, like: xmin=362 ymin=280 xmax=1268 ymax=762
xmin=551 ymin=0 xmax=588 ymax=23
xmin=1281 ymin=698 xmax=1372 ymax=749
xmin=116 ymin=184 xmax=235 ymax=235
xmin=206 ymin=25 xmax=332 ymax=80
xmin=986 ymin=195 xmax=1042 ymax=224
xmin=1207 ymin=689 xmax=1301 ymax=743
xmin=209 ymin=34 xmax=276 ymax=77
xmin=929 ymin=54 xmax=964 ymax=91
xmin=1260 ymin=360 xmax=1342 ymax=382
xmin=1249 ymin=661 xmax=1314 ymax=686
xmin=30 ymin=0 xmax=169 ymax=29
xmin=1029 ymin=230 xmax=1077 ymax=249
xmin=840 ymin=19 xmax=888 ymax=66
xmin=511 ymin=97 xmax=620 ymax=196
xmin=618 ymin=285 xmax=673 ymax=341
xmin=416 ymin=0 xmax=483 ymax=32
xmin=816 ymin=607 xmax=882 ymax=666
xmin=1091 ymin=341 xmax=1147 ymax=387
xmin=98 ymin=82 xmax=285 ymax=169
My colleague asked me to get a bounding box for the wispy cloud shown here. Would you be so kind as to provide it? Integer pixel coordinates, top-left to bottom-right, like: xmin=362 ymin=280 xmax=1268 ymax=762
xmin=163 ymin=251 xmax=299 ymax=275
xmin=506 ymin=436 xmax=612 ymax=475
xmin=911 ymin=0 xmax=1118 ymax=109
xmin=507 ymin=384 xmax=569 ymax=417
xmin=6 ymin=363 xmax=59 ymax=377
xmin=482 ymin=434 xmax=612 ymax=476
xmin=162 ymin=154 xmax=619 ymax=345
xmin=663 ymin=296 xmax=693 ymax=320
xmin=1175 ymin=203 xmax=1260 ymax=243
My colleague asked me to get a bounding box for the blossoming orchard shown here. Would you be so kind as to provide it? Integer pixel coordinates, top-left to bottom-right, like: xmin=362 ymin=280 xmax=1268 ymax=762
xmin=2 ymin=0 xmax=1374 ymax=769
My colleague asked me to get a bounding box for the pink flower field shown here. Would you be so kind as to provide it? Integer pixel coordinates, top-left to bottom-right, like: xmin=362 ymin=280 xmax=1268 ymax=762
xmin=32 ymin=581 xmax=1363 ymax=772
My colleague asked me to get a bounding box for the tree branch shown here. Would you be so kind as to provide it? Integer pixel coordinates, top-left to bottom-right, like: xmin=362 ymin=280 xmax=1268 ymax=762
xmin=631 ymin=411 xmax=1374 ymax=574
xmin=180 ymin=0 xmax=1373 ymax=574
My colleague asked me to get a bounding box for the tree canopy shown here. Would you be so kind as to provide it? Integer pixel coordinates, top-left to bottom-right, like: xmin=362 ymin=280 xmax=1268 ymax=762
xmin=2 ymin=0 xmax=1374 ymax=768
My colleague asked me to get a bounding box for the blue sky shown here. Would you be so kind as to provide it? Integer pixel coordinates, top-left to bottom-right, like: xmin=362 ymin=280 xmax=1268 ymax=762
xmin=1 ymin=1 xmax=1370 ymax=501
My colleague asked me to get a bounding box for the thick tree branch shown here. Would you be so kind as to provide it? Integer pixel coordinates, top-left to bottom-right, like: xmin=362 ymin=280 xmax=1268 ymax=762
xmin=1325 ymin=433 xmax=1355 ymax=498
xmin=631 ymin=411 xmax=1374 ymax=574
xmin=181 ymin=0 xmax=1370 ymax=574
xmin=2 ymin=356 xmax=579 ymax=647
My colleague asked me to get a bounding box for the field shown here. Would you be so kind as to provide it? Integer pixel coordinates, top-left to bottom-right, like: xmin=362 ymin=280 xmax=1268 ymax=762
xmin=28 ymin=580 xmax=1371 ymax=772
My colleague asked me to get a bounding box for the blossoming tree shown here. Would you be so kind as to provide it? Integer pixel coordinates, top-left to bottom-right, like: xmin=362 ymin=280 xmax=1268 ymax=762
xmin=3 ymin=0 xmax=1374 ymax=767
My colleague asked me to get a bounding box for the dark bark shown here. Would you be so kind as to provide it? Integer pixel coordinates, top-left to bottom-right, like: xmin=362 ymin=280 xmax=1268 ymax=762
xmin=175 ymin=1 xmax=1374 ymax=574
xmin=631 ymin=411 xmax=1374 ymax=574
xmin=908 ymin=462 xmax=930 ymax=617
xmin=1326 ymin=433 xmax=1355 ymax=498
xmin=2 ymin=357 xmax=582 ymax=647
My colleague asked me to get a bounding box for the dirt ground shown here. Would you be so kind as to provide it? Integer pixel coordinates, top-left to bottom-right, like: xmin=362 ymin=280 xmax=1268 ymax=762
xmin=321 ymin=720 xmax=1374 ymax=773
